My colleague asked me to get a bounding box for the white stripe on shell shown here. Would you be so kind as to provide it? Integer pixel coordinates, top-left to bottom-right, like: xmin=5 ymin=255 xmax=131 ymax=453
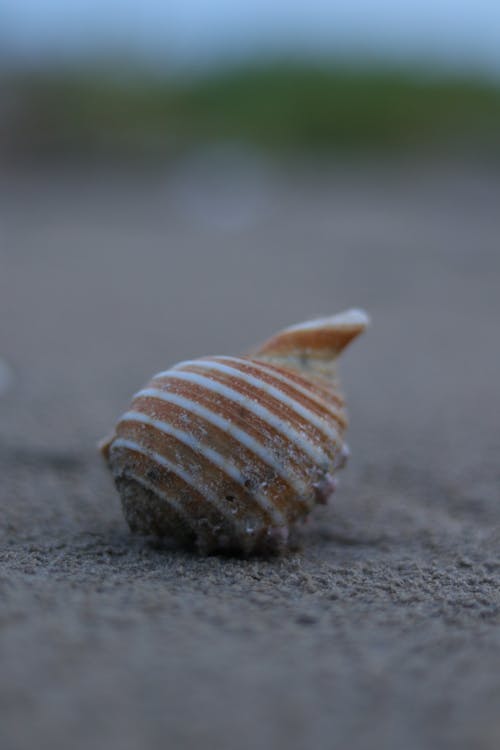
xmin=168 ymin=360 xmax=337 ymax=457
xmin=119 ymin=410 xmax=285 ymax=525
xmin=133 ymin=387 xmax=309 ymax=503
xmin=149 ymin=370 xmax=327 ymax=467
xmin=110 ymin=437 xmax=243 ymax=533
xmin=210 ymin=355 xmax=344 ymax=425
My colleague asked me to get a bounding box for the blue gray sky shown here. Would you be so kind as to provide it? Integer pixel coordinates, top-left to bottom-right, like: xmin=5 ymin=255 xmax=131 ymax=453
xmin=2 ymin=0 xmax=500 ymax=75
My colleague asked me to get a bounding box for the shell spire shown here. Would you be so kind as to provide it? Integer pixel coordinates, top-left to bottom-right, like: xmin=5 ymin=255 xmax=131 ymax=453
xmin=253 ymin=309 xmax=369 ymax=374
xmin=101 ymin=310 xmax=369 ymax=555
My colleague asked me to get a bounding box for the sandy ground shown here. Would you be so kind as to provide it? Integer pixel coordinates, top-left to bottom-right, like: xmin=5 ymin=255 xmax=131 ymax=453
xmin=1 ymin=156 xmax=500 ymax=750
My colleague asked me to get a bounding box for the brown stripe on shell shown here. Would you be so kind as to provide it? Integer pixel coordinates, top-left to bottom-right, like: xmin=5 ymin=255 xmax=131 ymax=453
xmin=171 ymin=361 xmax=339 ymax=467
xmin=251 ymin=358 xmax=347 ymax=416
xmin=143 ymin=376 xmax=320 ymax=488
xmin=209 ymin=356 xmax=348 ymax=432
xmin=129 ymin=394 xmax=312 ymax=517
xmin=115 ymin=413 xmax=306 ymax=523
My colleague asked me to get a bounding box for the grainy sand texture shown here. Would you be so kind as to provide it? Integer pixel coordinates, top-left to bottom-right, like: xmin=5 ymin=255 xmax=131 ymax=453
xmin=1 ymin=158 xmax=499 ymax=750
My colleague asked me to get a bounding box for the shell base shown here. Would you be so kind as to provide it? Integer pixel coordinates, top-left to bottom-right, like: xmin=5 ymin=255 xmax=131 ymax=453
xmin=115 ymin=475 xmax=299 ymax=556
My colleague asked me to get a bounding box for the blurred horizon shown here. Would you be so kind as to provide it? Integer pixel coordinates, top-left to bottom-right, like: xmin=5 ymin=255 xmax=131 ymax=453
xmin=3 ymin=61 xmax=500 ymax=164
xmin=2 ymin=1 xmax=500 ymax=165
xmin=2 ymin=0 xmax=500 ymax=78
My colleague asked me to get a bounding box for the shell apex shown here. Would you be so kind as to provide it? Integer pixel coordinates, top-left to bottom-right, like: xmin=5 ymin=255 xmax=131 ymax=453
xmin=253 ymin=308 xmax=370 ymax=364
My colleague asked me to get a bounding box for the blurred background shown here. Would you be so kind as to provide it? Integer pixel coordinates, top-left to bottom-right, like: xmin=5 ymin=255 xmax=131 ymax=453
xmin=2 ymin=0 xmax=500 ymax=161
xmin=1 ymin=3 xmax=500 ymax=750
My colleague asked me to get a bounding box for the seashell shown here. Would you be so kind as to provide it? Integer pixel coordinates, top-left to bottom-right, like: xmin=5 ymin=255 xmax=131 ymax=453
xmin=100 ymin=309 xmax=369 ymax=554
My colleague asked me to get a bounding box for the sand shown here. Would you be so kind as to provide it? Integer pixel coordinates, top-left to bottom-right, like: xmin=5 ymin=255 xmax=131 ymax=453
xmin=1 ymin=157 xmax=499 ymax=750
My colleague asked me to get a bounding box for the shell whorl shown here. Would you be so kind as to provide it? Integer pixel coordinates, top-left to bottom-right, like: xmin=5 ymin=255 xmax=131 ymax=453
xmin=102 ymin=310 xmax=369 ymax=554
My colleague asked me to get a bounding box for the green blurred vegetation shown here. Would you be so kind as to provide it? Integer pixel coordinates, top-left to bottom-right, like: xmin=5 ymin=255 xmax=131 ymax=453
xmin=4 ymin=63 xmax=500 ymax=159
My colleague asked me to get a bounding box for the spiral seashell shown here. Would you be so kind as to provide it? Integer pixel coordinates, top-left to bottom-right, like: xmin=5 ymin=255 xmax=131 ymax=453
xmin=100 ymin=309 xmax=369 ymax=554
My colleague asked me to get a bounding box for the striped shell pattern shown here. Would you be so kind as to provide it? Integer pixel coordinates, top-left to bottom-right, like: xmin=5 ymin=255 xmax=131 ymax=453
xmin=101 ymin=310 xmax=369 ymax=554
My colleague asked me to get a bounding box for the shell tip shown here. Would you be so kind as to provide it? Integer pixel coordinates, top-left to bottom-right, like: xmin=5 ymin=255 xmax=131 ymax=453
xmin=331 ymin=308 xmax=371 ymax=329
xmin=254 ymin=307 xmax=370 ymax=363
